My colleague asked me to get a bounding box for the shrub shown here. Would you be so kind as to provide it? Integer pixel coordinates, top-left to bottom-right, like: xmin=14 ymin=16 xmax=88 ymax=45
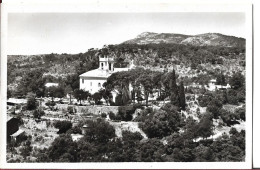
xmin=26 ymin=93 xmax=38 ymax=110
xmin=54 ymin=121 xmax=72 ymax=134
xmin=118 ymin=106 xmax=136 ymax=121
xmin=229 ymin=127 xmax=238 ymax=135
xmin=101 ymin=113 xmax=107 ymax=118
xmin=45 ymin=101 xmax=56 ymax=107
xmin=67 ymin=106 xmax=74 ymax=114
xmin=108 ymin=111 xmax=116 ymax=120
xmin=227 ymin=89 xmax=239 ymax=105
xmin=235 ymin=106 xmax=245 ymax=121
xmin=122 ymin=130 xmax=143 ymax=141
xmin=206 ymin=98 xmax=223 ymax=119
xmin=33 ymin=110 xmax=45 ymax=119
xmin=108 ymin=111 xmax=121 ymax=121
xmin=134 ymin=107 xmax=154 ymax=122
xmin=219 ymin=109 xmax=240 ymax=126
xmin=68 ymin=126 xmax=82 ymax=134
xmin=197 ymin=95 xmax=213 ymax=107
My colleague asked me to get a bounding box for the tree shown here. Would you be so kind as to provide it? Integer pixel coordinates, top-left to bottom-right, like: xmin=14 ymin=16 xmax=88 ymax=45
xmin=170 ymin=70 xmax=179 ymax=107
xmin=47 ymin=134 xmax=78 ymax=162
xmin=194 ymin=144 xmax=214 ymax=161
xmin=101 ymin=113 xmax=107 ymax=118
xmin=216 ymin=73 xmax=226 ymax=85
xmin=115 ymin=93 xmax=124 ymax=106
xmin=211 ymin=132 xmax=244 ymax=161
xmin=17 ymin=68 xmax=46 ymax=97
xmin=179 ymin=81 xmax=186 ymax=110
xmin=152 ymin=72 xmax=163 ymax=99
xmin=73 ymin=89 xmax=90 ymax=105
xmin=54 ymin=121 xmax=72 ymax=134
xmin=219 ymin=108 xmax=239 ymax=126
xmin=122 ymin=131 xmax=143 ymax=141
xmin=183 ymin=116 xmax=199 ymax=140
xmin=137 ymin=74 xmax=153 ymax=107
xmin=227 ymin=89 xmax=239 ymax=105
xmin=98 ymin=88 xmax=112 ymax=105
xmin=206 ymin=98 xmax=223 ymax=118
xmin=196 ymin=113 xmax=214 ymax=139
xmin=108 ymin=111 xmax=117 ymax=120
xmin=235 ymin=106 xmax=245 ymax=121
xmin=197 ymin=94 xmax=213 ymax=107
xmin=65 ymin=74 xmax=80 ymax=91
xmin=33 ymin=109 xmax=45 ymax=119
xmin=137 ymin=138 xmax=166 ymax=162
xmin=20 ymin=139 xmax=32 ymax=159
xmin=191 ymin=62 xmax=197 ymax=70
xmin=46 ymin=86 xmax=65 ymax=101
xmin=26 ymin=92 xmax=38 ymax=110
xmin=92 ymin=92 xmax=102 ymax=105
xmin=82 ymin=119 xmax=116 ymax=144
xmin=229 ymin=72 xmax=245 ymax=90
xmin=141 ymin=104 xmax=183 ymax=138
xmin=117 ymin=106 xmax=135 ymax=121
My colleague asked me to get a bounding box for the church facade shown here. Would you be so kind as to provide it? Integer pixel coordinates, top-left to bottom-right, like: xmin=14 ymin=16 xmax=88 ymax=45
xmin=79 ymin=56 xmax=132 ymax=94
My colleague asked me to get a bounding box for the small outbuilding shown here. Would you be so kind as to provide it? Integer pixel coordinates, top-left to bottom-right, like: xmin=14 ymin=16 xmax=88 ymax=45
xmin=7 ymin=116 xmax=20 ymax=142
xmin=10 ymin=129 xmax=25 ymax=142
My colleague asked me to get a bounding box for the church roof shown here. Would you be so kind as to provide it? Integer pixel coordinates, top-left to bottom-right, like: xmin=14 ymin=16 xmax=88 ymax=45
xmin=79 ymin=69 xmax=112 ymax=78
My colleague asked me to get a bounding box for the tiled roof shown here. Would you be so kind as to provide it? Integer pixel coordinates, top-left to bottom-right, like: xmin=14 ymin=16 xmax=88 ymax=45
xmin=79 ymin=69 xmax=112 ymax=78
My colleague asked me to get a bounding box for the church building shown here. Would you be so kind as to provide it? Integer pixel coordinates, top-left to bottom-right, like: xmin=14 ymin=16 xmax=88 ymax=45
xmin=79 ymin=56 xmax=134 ymax=94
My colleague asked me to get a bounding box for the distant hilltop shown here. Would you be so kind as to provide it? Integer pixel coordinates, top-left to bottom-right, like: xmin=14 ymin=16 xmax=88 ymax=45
xmin=122 ymin=32 xmax=245 ymax=48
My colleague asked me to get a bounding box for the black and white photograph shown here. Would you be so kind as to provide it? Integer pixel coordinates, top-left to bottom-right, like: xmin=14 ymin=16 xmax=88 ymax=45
xmin=0 ymin=1 xmax=253 ymax=169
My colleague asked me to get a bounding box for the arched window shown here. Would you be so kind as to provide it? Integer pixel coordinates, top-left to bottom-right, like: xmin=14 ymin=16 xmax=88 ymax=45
xmin=101 ymin=63 xmax=104 ymax=70
xmin=98 ymin=83 xmax=101 ymax=87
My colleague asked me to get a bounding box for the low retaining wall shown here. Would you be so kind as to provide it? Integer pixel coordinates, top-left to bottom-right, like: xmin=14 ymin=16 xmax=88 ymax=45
xmin=76 ymin=106 xmax=119 ymax=115
xmin=55 ymin=104 xmax=119 ymax=115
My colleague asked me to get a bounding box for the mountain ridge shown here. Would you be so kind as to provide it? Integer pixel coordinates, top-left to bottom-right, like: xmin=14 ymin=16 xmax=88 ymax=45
xmin=122 ymin=32 xmax=245 ymax=48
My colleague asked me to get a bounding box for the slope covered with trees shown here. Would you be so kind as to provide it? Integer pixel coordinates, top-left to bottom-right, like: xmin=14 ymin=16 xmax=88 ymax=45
xmin=8 ymin=42 xmax=245 ymax=98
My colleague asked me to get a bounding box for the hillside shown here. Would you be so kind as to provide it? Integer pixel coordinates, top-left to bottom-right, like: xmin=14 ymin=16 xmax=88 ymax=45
xmin=7 ymin=32 xmax=245 ymax=97
xmin=123 ymin=32 xmax=245 ymax=48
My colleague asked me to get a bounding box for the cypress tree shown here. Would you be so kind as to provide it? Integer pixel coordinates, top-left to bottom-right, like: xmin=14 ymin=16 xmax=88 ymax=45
xmin=179 ymin=81 xmax=186 ymax=110
xmin=170 ymin=70 xmax=179 ymax=106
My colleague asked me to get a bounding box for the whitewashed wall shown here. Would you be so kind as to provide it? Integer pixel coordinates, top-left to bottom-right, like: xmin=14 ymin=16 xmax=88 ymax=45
xmin=80 ymin=77 xmax=107 ymax=94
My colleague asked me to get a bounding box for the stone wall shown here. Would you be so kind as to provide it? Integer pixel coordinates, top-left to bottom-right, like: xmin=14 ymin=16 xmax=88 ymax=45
xmin=76 ymin=106 xmax=119 ymax=115
xmin=56 ymin=104 xmax=119 ymax=115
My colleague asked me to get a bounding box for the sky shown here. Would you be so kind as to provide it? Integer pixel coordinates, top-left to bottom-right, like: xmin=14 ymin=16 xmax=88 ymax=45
xmin=8 ymin=13 xmax=245 ymax=55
